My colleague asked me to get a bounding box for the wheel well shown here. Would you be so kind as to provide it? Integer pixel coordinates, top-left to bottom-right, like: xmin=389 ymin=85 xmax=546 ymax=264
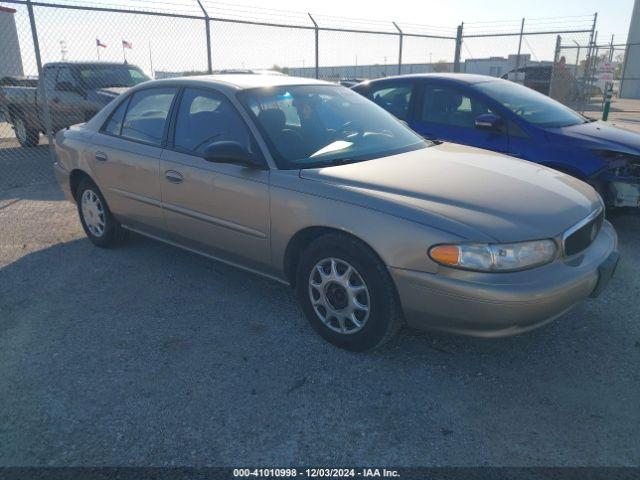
xmin=283 ymin=226 xmax=383 ymax=287
xmin=7 ymin=105 xmax=22 ymax=123
xmin=69 ymin=169 xmax=92 ymax=201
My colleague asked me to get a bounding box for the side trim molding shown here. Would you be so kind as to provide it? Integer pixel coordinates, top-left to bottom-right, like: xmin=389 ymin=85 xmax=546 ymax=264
xmin=120 ymin=225 xmax=288 ymax=286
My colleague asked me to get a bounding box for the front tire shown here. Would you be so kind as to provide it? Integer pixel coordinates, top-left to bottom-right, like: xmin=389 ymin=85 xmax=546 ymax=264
xmin=14 ymin=114 xmax=40 ymax=147
xmin=76 ymin=178 xmax=125 ymax=247
xmin=296 ymin=233 xmax=403 ymax=351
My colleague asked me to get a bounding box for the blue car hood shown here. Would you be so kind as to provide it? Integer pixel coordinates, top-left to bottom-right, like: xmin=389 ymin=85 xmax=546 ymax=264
xmin=549 ymin=121 xmax=640 ymax=153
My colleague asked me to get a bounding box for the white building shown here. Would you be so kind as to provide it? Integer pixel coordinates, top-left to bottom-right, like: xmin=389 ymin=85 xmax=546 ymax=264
xmin=620 ymin=0 xmax=640 ymax=98
xmin=0 ymin=6 xmax=24 ymax=78
xmin=462 ymin=54 xmax=551 ymax=77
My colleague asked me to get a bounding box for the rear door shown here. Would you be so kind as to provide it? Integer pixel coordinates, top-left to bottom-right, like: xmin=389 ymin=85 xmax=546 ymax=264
xmin=411 ymin=81 xmax=509 ymax=153
xmin=88 ymin=86 xmax=177 ymax=236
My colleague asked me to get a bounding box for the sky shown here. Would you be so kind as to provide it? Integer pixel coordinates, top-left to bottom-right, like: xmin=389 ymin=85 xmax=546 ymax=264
xmin=2 ymin=0 xmax=635 ymax=76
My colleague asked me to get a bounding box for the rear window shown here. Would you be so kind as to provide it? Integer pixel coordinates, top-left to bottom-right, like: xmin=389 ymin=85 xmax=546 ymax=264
xmin=103 ymin=88 xmax=176 ymax=146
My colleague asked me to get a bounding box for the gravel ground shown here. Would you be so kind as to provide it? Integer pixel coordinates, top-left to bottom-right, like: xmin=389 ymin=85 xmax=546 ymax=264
xmin=1 ymin=151 xmax=639 ymax=467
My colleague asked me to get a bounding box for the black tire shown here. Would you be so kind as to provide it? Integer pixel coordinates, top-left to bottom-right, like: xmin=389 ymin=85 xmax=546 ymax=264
xmin=295 ymin=233 xmax=403 ymax=351
xmin=76 ymin=177 xmax=125 ymax=248
xmin=13 ymin=114 xmax=40 ymax=147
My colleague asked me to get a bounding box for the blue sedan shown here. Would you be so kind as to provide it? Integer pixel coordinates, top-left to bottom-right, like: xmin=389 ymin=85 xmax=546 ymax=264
xmin=352 ymin=74 xmax=640 ymax=208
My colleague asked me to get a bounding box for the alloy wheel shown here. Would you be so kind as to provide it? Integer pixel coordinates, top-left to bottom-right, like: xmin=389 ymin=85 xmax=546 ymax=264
xmin=308 ymin=257 xmax=371 ymax=334
xmin=81 ymin=189 xmax=106 ymax=237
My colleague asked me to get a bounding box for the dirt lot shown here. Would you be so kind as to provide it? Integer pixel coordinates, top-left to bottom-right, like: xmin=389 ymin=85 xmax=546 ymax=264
xmin=1 ymin=146 xmax=639 ymax=467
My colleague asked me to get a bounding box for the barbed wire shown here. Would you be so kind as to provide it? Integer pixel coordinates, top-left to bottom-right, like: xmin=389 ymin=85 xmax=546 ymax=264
xmin=0 ymin=0 xmax=599 ymax=38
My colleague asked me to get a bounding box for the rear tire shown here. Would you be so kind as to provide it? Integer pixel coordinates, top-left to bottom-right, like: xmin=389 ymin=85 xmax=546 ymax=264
xmin=295 ymin=233 xmax=403 ymax=351
xmin=76 ymin=178 xmax=126 ymax=248
xmin=14 ymin=114 xmax=40 ymax=147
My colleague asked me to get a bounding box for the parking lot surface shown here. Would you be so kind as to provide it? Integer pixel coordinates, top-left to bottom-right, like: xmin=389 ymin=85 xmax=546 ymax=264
xmin=1 ymin=148 xmax=639 ymax=467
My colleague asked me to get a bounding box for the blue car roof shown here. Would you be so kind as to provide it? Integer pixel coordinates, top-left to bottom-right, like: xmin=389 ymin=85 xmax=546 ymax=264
xmin=363 ymin=73 xmax=496 ymax=85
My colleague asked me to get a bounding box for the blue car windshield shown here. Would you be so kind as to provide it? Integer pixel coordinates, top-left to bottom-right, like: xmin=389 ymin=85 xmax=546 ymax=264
xmin=238 ymin=85 xmax=427 ymax=169
xmin=476 ymin=80 xmax=586 ymax=128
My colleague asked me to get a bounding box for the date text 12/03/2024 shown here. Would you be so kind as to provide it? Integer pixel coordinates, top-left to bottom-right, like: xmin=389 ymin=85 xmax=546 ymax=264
xmin=233 ymin=468 xmax=401 ymax=477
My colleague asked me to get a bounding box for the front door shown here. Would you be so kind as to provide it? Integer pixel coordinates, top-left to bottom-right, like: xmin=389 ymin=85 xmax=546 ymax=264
xmin=412 ymin=81 xmax=510 ymax=153
xmin=160 ymin=87 xmax=271 ymax=271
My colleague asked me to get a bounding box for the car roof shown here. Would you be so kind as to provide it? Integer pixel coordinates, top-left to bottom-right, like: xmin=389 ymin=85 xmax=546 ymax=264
xmin=143 ymin=74 xmax=332 ymax=91
xmin=360 ymin=73 xmax=498 ymax=85
xmin=44 ymin=61 xmax=139 ymax=67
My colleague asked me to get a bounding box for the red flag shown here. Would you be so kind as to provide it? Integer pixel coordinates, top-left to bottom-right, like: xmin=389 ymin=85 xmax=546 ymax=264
xmin=96 ymin=38 xmax=107 ymax=48
xmin=122 ymin=40 xmax=133 ymax=49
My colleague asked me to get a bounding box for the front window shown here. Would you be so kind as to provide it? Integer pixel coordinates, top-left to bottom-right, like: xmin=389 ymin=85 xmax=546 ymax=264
xmin=475 ymin=79 xmax=585 ymax=128
xmin=173 ymin=88 xmax=256 ymax=157
xmin=421 ymin=83 xmax=497 ymax=129
xmin=75 ymin=65 xmax=150 ymax=89
xmin=238 ymin=85 xmax=426 ymax=169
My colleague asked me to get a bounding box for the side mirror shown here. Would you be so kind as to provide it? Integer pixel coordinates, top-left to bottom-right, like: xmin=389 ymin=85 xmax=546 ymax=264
xmin=202 ymin=141 xmax=263 ymax=168
xmin=474 ymin=113 xmax=503 ymax=131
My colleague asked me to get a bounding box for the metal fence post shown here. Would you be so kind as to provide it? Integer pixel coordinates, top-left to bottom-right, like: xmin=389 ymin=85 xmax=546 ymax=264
xmin=585 ymin=12 xmax=598 ymax=80
xmin=308 ymin=13 xmax=319 ymax=79
xmin=515 ymin=18 xmax=525 ymax=71
xmin=26 ymin=0 xmax=55 ymax=161
xmin=609 ymin=34 xmax=615 ymax=61
xmin=196 ymin=0 xmax=212 ymax=73
xmin=393 ymin=22 xmax=403 ymax=75
xmin=577 ymin=13 xmax=598 ymax=113
xmin=548 ymin=35 xmax=561 ymax=101
xmin=453 ymin=23 xmax=463 ymax=73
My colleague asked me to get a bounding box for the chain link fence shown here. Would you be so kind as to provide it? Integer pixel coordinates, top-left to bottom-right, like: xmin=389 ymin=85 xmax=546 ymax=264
xmin=0 ymin=0 xmax=602 ymax=189
xmin=556 ymin=36 xmax=640 ymax=117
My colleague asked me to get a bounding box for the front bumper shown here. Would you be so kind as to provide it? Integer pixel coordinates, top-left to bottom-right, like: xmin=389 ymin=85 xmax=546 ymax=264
xmin=390 ymin=221 xmax=618 ymax=337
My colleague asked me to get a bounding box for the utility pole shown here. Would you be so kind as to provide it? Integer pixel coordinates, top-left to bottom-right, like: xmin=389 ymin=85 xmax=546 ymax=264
xmin=59 ymin=40 xmax=67 ymax=61
xmin=453 ymin=23 xmax=463 ymax=73
xmin=515 ymin=18 xmax=525 ymax=72
xmin=149 ymin=40 xmax=155 ymax=78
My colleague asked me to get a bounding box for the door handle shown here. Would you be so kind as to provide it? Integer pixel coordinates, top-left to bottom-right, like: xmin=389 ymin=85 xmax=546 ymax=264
xmin=165 ymin=170 xmax=184 ymax=184
xmin=95 ymin=151 xmax=108 ymax=162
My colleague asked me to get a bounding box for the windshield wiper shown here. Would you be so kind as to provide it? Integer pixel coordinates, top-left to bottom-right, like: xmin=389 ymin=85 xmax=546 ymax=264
xmin=324 ymin=157 xmax=356 ymax=166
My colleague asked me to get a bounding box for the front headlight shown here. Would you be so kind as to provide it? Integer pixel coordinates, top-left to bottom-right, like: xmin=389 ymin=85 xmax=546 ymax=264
xmin=429 ymin=239 xmax=557 ymax=272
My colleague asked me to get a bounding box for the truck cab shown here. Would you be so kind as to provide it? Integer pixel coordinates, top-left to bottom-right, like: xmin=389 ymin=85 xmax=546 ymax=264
xmin=0 ymin=62 xmax=149 ymax=147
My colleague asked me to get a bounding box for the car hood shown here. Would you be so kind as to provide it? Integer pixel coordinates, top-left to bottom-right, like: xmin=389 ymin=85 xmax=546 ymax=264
xmin=299 ymin=143 xmax=601 ymax=242
xmin=548 ymin=120 xmax=640 ymax=152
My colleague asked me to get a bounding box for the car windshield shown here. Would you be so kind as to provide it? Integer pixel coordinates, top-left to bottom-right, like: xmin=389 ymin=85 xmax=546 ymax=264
xmin=475 ymin=79 xmax=586 ymax=128
xmin=238 ymin=85 xmax=427 ymax=169
xmin=75 ymin=65 xmax=150 ymax=89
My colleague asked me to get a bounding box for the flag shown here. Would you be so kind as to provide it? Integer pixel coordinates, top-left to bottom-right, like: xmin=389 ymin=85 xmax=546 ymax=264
xmin=96 ymin=38 xmax=107 ymax=48
xmin=122 ymin=40 xmax=133 ymax=49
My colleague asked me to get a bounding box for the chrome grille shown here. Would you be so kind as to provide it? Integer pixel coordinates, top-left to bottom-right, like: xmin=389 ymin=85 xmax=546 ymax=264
xmin=563 ymin=208 xmax=605 ymax=256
